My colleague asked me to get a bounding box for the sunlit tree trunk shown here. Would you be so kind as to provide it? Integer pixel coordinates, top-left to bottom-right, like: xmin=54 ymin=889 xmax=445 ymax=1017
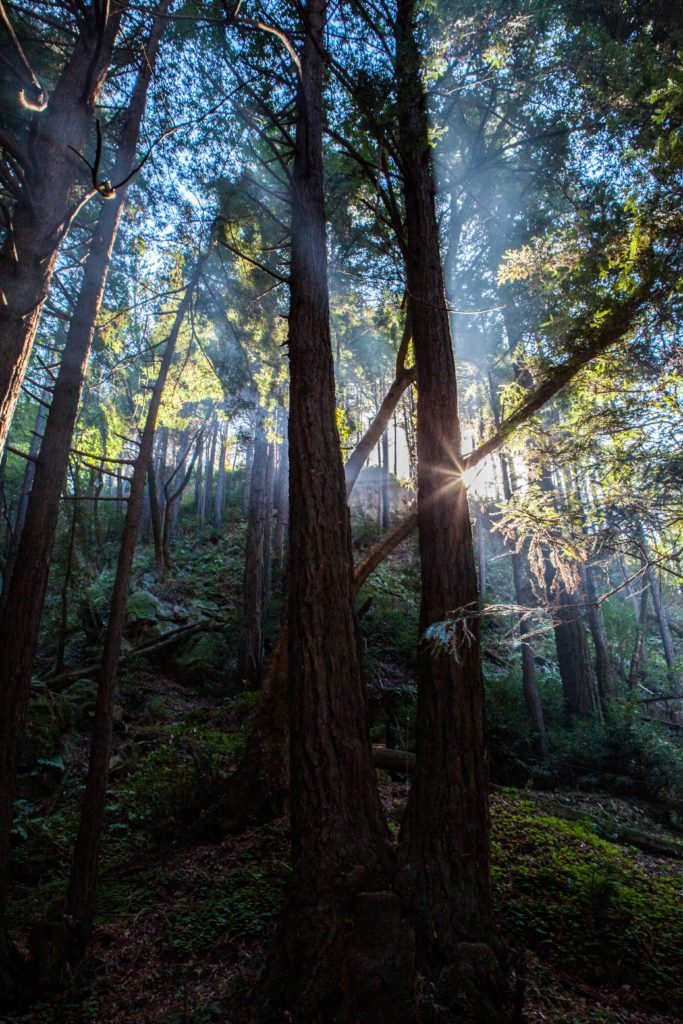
xmin=257 ymin=3 xmax=406 ymax=1017
xmin=393 ymin=2 xmax=500 ymax=999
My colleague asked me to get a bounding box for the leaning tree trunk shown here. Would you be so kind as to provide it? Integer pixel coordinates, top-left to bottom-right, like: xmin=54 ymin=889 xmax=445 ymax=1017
xmin=393 ymin=5 xmax=506 ymax=1012
xmin=61 ymin=260 xmax=203 ymax=963
xmin=0 ymin=8 xmax=168 ymax=994
xmin=256 ymin=3 xmax=410 ymax=1019
xmin=0 ymin=4 xmax=123 ymax=456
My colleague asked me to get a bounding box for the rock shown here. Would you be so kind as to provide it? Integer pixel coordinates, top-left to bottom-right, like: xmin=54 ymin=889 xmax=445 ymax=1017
xmin=171 ymin=631 xmax=229 ymax=687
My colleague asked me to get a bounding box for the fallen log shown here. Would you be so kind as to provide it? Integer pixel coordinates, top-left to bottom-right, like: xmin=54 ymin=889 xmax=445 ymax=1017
xmin=42 ymin=618 xmax=220 ymax=690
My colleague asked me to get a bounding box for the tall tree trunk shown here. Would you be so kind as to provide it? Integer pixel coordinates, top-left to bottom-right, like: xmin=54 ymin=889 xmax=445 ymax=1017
xmin=629 ymin=580 xmax=649 ymax=691
xmin=581 ymin=560 xmax=615 ymax=711
xmin=393 ymin=3 xmax=504 ymax=1006
xmin=380 ymin=427 xmax=390 ymax=529
xmin=0 ymin=9 xmax=168 ymax=993
xmin=61 ymin=260 xmax=203 ymax=960
xmin=200 ymin=417 xmax=217 ymax=534
xmin=257 ymin=3 xmax=407 ymax=1017
xmin=273 ymin=420 xmax=289 ymax=578
xmin=638 ymin=524 xmax=677 ymax=678
xmin=0 ymin=4 xmax=123 ymax=455
xmin=162 ymin=431 xmax=204 ymax=568
xmin=487 ymin=373 xmax=547 ymax=754
xmin=235 ymin=423 xmax=269 ymax=687
xmin=213 ymin=421 xmax=228 ymax=528
xmin=547 ymin=560 xmax=602 ymax=720
xmin=263 ymin=441 xmax=275 ymax=601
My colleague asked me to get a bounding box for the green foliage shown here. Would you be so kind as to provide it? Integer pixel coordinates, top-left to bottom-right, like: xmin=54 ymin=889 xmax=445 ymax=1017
xmin=492 ymin=796 xmax=683 ymax=1008
xmin=115 ymin=724 xmax=244 ymax=838
xmin=162 ymin=863 xmax=288 ymax=958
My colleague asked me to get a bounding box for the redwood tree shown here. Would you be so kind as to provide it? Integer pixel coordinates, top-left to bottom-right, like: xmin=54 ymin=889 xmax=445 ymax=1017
xmin=256 ymin=1 xmax=411 ymax=1017
xmin=393 ymin=0 xmax=511 ymax=1012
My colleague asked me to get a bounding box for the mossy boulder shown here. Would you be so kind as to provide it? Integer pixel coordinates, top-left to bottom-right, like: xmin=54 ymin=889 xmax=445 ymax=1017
xmin=19 ymin=684 xmax=68 ymax=772
xmin=125 ymin=590 xmax=175 ymax=644
xmin=172 ymin=631 xmax=230 ymax=687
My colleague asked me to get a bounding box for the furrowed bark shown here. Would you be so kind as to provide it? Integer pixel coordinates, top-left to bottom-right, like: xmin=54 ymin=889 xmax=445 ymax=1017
xmin=393 ymin=0 xmax=498 ymax=993
xmin=256 ymin=2 xmax=406 ymax=1017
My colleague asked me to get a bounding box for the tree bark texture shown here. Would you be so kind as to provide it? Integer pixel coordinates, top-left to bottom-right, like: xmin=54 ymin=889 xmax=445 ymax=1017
xmin=394 ymin=0 xmax=494 ymax=973
xmin=257 ymin=3 xmax=404 ymax=1017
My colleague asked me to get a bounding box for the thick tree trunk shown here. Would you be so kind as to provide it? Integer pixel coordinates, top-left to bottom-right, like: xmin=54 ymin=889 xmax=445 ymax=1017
xmin=257 ymin=3 xmax=407 ymax=1018
xmin=62 ymin=261 xmax=203 ymax=959
xmin=547 ymin=561 xmax=602 ymax=720
xmin=0 ymin=10 xmax=168 ymax=994
xmin=0 ymin=6 xmax=123 ymax=456
xmin=393 ymin=4 xmax=502 ymax=1005
xmin=235 ymin=424 xmax=269 ymax=687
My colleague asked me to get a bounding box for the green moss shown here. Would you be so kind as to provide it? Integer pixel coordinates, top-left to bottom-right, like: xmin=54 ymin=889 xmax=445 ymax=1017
xmin=491 ymin=795 xmax=683 ymax=1008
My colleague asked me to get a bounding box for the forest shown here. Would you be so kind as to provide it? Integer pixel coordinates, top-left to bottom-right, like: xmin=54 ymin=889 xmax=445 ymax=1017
xmin=0 ymin=0 xmax=682 ymax=1021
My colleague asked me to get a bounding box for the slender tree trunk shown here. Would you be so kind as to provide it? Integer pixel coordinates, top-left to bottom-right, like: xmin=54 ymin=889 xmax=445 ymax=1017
xmin=273 ymin=422 xmax=289 ymax=578
xmin=343 ymin=365 xmax=415 ymax=495
xmin=0 ymin=9 xmax=168 ymax=992
xmin=162 ymin=433 xmax=203 ymax=568
xmin=263 ymin=441 xmax=275 ymax=601
xmin=0 ymin=402 xmax=46 ymax=606
xmin=56 ymin=483 xmax=79 ymax=675
xmin=213 ymin=422 xmax=228 ymax=528
xmin=62 ymin=260 xmax=203 ymax=959
xmin=638 ymin=524 xmax=677 ymax=678
xmin=393 ymin=4 xmax=504 ymax=1008
xmin=629 ymin=582 xmax=649 ymax=691
xmin=581 ymin=560 xmax=615 ymax=711
xmin=148 ymin=461 xmax=164 ymax=570
xmin=0 ymin=6 xmax=123 ymax=456
xmin=200 ymin=417 xmax=217 ymax=534
xmin=380 ymin=427 xmax=390 ymax=529
xmin=257 ymin=3 xmax=406 ymax=1017
xmin=235 ymin=424 xmax=269 ymax=687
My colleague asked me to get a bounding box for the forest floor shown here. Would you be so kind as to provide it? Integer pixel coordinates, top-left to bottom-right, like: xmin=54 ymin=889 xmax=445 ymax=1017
xmin=4 ymin=659 xmax=682 ymax=1024
xmin=4 ymin=529 xmax=683 ymax=1024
